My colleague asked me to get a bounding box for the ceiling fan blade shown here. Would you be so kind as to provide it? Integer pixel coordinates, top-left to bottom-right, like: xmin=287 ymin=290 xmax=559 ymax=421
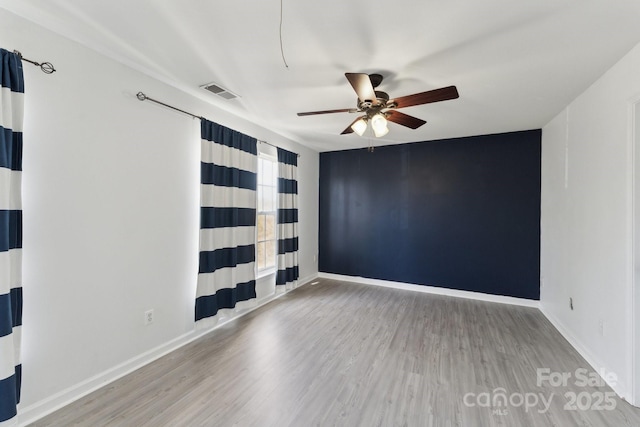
xmin=341 ymin=116 xmax=366 ymax=135
xmin=386 ymin=110 xmax=426 ymax=129
xmin=345 ymin=73 xmax=378 ymax=103
xmin=391 ymin=85 xmax=459 ymax=109
xmin=297 ymin=108 xmax=357 ymax=116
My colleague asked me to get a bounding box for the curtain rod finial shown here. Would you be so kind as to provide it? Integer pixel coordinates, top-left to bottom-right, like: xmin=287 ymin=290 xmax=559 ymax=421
xmin=136 ymin=92 xmax=147 ymax=101
xmin=13 ymin=49 xmax=56 ymax=73
xmin=39 ymin=62 xmax=55 ymax=74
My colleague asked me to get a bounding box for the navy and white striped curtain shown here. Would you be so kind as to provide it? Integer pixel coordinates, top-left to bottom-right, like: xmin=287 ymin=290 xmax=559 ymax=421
xmin=0 ymin=49 xmax=24 ymax=424
xmin=195 ymin=119 xmax=258 ymax=326
xmin=276 ymin=148 xmax=299 ymax=289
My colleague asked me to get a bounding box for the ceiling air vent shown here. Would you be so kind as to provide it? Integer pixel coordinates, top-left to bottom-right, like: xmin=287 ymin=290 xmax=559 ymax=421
xmin=201 ymin=82 xmax=239 ymax=100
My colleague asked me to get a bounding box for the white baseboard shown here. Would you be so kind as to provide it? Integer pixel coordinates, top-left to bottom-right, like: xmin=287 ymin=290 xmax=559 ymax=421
xmin=318 ymin=272 xmax=540 ymax=308
xmin=18 ymin=272 xmax=632 ymax=423
xmin=18 ymin=273 xmax=319 ymax=426
xmin=17 ymin=330 xmax=200 ymax=426
xmin=297 ymin=273 xmax=319 ymax=289
xmin=539 ymin=306 xmax=630 ymax=402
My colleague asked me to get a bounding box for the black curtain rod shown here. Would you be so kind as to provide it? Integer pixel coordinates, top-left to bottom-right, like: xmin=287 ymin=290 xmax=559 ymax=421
xmin=137 ymin=92 xmax=201 ymax=119
xmin=136 ymin=91 xmax=300 ymax=157
xmin=13 ymin=50 xmax=56 ymax=74
xmin=257 ymin=140 xmax=299 ymax=157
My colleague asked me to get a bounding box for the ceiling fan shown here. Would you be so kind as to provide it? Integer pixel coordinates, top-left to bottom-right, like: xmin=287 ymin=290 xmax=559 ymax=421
xmin=297 ymin=73 xmax=459 ymax=137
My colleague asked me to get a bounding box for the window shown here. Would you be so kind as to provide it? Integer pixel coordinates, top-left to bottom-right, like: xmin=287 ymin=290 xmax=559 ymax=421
xmin=256 ymin=154 xmax=278 ymax=273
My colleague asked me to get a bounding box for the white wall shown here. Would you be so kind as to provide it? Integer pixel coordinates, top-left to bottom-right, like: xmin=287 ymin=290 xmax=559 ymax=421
xmin=0 ymin=8 xmax=319 ymax=423
xmin=541 ymin=40 xmax=640 ymax=402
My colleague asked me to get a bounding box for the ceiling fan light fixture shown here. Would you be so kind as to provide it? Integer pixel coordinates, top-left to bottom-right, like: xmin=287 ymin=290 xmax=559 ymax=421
xmin=371 ymin=113 xmax=389 ymax=137
xmin=297 ymin=73 xmax=459 ymax=136
xmin=351 ymin=117 xmax=368 ymax=136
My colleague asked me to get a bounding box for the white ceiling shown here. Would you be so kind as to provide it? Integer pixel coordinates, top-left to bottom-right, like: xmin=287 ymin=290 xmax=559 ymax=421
xmin=3 ymin=0 xmax=640 ymax=152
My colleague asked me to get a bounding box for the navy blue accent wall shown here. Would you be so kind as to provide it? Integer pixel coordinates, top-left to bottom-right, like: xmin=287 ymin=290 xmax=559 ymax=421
xmin=319 ymin=129 xmax=541 ymax=300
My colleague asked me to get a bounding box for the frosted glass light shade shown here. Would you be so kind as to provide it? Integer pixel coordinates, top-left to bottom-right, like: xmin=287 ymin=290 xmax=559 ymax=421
xmin=371 ymin=114 xmax=389 ymax=138
xmin=371 ymin=114 xmax=388 ymax=137
xmin=351 ymin=118 xmax=368 ymax=136
xmin=373 ymin=124 xmax=389 ymax=137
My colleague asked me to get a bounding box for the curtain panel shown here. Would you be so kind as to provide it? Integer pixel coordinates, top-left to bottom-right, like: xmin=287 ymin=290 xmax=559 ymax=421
xmin=276 ymin=148 xmax=299 ymax=289
xmin=0 ymin=48 xmax=24 ymax=424
xmin=195 ymin=119 xmax=258 ymax=325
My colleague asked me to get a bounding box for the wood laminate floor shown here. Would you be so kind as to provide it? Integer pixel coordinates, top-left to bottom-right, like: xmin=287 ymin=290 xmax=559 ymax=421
xmin=31 ymin=279 xmax=640 ymax=427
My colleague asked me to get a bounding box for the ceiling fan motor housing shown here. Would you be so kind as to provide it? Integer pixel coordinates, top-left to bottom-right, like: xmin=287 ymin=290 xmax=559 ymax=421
xmin=358 ymin=91 xmax=390 ymax=110
xmin=369 ymin=73 xmax=383 ymax=88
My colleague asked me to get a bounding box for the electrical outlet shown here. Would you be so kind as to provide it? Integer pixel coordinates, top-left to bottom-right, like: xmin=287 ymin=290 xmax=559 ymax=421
xmin=598 ymin=319 xmax=605 ymax=336
xmin=144 ymin=309 xmax=154 ymax=325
